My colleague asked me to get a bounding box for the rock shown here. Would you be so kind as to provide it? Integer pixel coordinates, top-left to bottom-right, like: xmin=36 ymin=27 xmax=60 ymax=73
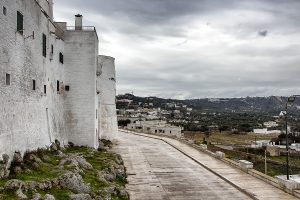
xmin=0 ymin=163 xmax=9 ymax=179
xmin=94 ymin=196 xmax=103 ymax=200
xmin=116 ymin=165 xmax=126 ymax=179
xmin=97 ymin=141 xmax=106 ymax=151
xmin=14 ymin=166 xmax=23 ymax=174
xmin=16 ymin=188 xmax=27 ymax=200
xmin=2 ymin=154 xmax=9 ymax=164
xmin=70 ymin=194 xmax=92 ymax=200
xmin=50 ymin=143 xmax=58 ymax=152
xmin=58 ymin=173 xmax=91 ymax=194
xmin=54 ymin=140 xmax=61 ymax=150
xmin=68 ymin=142 xmax=74 ymax=147
xmin=99 ymin=167 xmax=116 ymax=182
xmin=41 ymin=155 xmax=51 ymax=163
xmin=13 ymin=152 xmax=23 ymax=164
xmin=5 ymin=179 xmax=24 ymax=190
xmin=117 ymin=189 xmax=129 ymax=199
xmin=38 ymin=180 xmax=52 ymax=190
xmin=51 ymin=179 xmax=60 ymax=188
xmin=25 ymin=154 xmax=43 ymax=164
xmin=114 ymin=154 xmax=123 ymax=165
xmin=59 ymin=155 xmax=92 ymax=171
xmin=103 ymin=186 xmax=117 ymax=195
xmin=44 ymin=194 xmax=55 ymax=200
xmin=25 ymin=181 xmax=38 ymax=190
xmin=31 ymin=193 xmax=42 ymax=200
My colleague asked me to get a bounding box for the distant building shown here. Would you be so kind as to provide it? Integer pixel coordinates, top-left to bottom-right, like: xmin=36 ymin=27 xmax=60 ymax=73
xmin=127 ymin=120 xmax=183 ymax=138
xmin=263 ymin=121 xmax=278 ymax=128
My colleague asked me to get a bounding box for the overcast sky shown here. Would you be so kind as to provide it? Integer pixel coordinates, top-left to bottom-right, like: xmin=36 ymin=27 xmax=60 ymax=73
xmin=54 ymin=0 xmax=300 ymax=99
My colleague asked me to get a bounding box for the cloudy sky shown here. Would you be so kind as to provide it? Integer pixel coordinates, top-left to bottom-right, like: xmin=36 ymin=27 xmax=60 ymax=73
xmin=54 ymin=0 xmax=300 ymax=99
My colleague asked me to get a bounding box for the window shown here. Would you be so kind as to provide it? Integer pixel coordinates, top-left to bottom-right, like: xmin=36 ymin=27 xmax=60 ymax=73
xmin=44 ymin=85 xmax=47 ymax=94
xmin=59 ymin=52 xmax=64 ymax=64
xmin=5 ymin=73 xmax=10 ymax=85
xmin=96 ymin=109 xmax=98 ymax=119
xmin=42 ymin=34 xmax=46 ymax=57
xmin=32 ymin=79 xmax=36 ymax=90
xmin=51 ymin=45 xmax=54 ymax=54
xmin=57 ymin=80 xmax=59 ymax=92
xmin=17 ymin=11 xmax=23 ymax=34
xmin=3 ymin=6 xmax=7 ymax=16
xmin=65 ymin=85 xmax=70 ymax=91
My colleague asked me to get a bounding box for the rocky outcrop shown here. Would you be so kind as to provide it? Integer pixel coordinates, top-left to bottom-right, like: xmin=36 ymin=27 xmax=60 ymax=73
xmin=70 ymin=194 xmax=92 ymax=200
xmin=58 ymin=173 xmax=91 ymax=194
xmin=0 ymin=144 xmax=128 ymax=200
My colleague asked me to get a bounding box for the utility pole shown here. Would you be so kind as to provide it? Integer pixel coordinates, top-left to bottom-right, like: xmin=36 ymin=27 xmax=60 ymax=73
xmin=285 ymin=102 xmax=289 ymax=180
xmin=265 ymin=149 xmax=267 ymax=175
xmin=285 ymin=96 xmax=296 ymax=180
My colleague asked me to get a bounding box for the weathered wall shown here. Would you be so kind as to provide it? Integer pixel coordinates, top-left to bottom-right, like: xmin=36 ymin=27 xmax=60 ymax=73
xmin=64 ymin=30 xmax=99 ymax=148
xmin=0 ymin=0 xmax=67 ymax=159
xmin=98 ymin=55 xmax=118 ymax=141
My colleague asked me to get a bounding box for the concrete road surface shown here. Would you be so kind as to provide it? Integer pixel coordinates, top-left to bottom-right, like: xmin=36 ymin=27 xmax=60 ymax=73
xmin=114 ymin=131 xmax=254 ymax=200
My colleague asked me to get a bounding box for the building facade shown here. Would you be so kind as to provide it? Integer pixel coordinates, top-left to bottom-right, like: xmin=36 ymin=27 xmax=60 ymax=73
xmin=0 ymin=0 xmax=117 ymax=159
xmin=127 ymin=120 xmax=183 ymax=138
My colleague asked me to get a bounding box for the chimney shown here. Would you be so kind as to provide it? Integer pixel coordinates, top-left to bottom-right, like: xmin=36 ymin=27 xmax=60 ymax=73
xmin=48 ymin=0 xmax=54 ymax=20
xmin=75 ymin=14 xmax=83 ymax=30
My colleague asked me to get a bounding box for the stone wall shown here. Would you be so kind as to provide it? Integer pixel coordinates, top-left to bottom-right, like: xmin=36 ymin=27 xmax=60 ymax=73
xmin=0 ymin=0 xmax=67 ymax=159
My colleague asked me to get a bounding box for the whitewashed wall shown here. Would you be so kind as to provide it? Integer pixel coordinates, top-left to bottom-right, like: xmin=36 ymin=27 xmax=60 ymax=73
xmin=64 ymin=30 xmax=99 ymax=148
xmin=98 ymin=55 xmax=118 ymax=141
xmin=0 ymin=0 xmax=67 ymax=159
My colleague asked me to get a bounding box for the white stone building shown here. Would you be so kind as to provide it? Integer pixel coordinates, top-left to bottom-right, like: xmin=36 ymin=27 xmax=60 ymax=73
xmin=0 ymin=0 xmax=117 ymax=159
xmin=127 ymin=120 xmax=183 ymax=138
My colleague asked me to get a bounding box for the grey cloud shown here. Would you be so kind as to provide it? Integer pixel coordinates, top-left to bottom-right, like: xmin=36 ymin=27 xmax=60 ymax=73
xmin=55 ymin=0 xmax=300 ymax=99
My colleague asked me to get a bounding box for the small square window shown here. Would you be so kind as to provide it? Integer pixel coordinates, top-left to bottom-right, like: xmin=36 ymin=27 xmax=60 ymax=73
xmin=6 ymin=73 xmax=10 ymax=85
xmin=65 ymin=85 xmax=70 ymax=91
xmin=3 ymin=6 xmax=7 ymax=16
xmin=32 ymin=79 xmax=36 ymax=90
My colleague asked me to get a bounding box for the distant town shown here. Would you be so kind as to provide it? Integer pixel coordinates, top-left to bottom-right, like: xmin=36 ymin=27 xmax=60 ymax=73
xmin=117 ymin=93 xmax=300 ymax=177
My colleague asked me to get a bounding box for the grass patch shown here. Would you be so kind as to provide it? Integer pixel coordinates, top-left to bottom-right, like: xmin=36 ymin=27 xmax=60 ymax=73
xmin=16 ymin=163 xmax=60 ymax=182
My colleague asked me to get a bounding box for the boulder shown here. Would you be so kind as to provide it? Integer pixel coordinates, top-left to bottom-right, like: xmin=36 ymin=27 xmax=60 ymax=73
xmin=70 ymin=194 xmax=92 ymax=200
xmin=114 ymin=154 xmax=123 ymax=165
xmin=59 ymin=155 xmax=92 ymax=171
xmin=38 ymin=180 xmax=52 ymax=191
xmin=117 ymin=189 xmax=129 ymax=199
xmin=13 ymin=152 xmax=23 ymax=164
xmin=16 ymin=188 xmax=27 ymax=200
xmin=5 ymin=179 xmax=24 ymax=190
xmin=2 ymin=154 xmax=9 ymax=164
xmin=25 ymin=181 xmax=38 ymax=190
xmin=31 ymin=193 xmax=42 ymax=200
xmin=50 ymin=143 xmax=58 ymax=152
xmin=44 ymin=194 xmax=55 ymax=200
xmin=58 ymin=173 xmax=91 ymax=194
xmin=97 ymin=141 xmax=106 ymax=151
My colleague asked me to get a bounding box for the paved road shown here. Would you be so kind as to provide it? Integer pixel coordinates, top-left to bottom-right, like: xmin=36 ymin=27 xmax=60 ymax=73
xmin=114 ymin=131 xmax=252 ymax=200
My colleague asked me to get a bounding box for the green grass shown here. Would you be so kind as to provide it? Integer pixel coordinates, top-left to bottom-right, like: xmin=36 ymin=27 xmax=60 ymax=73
xmin=16 ymin=163 xmax=60 ymax=181
xmin=0 ymin=189 xmax=16 ymax=200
